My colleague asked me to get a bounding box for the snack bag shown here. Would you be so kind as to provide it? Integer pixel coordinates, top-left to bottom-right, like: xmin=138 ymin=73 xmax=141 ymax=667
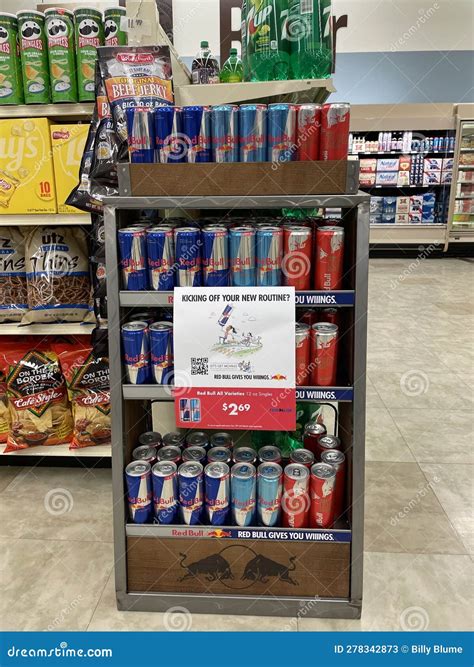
xmin=0 ymin=227 xmax=27 ymax=323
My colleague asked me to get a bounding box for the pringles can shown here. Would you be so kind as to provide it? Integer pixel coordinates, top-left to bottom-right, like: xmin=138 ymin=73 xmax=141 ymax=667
xmin=74 ymin=7 xmax=103 ymax=102
xmin=104 ymin=6 xmax=127 ymax=46
xmin=311 ymin=322 xmax=338 ymax=386
xmin=44 ymin=8 xmax=77 ymax=103
xmin=0 ymin=13 xmax=24 ymax=104
xmin=17 ymin=10 xmax=50 ymax=104
xmin=315 ymin=226 xmax=344 ymax=290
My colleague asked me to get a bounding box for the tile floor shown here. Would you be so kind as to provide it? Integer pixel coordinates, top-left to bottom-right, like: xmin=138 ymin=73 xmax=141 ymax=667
xmin=0 ymin=258 xmax=472 ymax=632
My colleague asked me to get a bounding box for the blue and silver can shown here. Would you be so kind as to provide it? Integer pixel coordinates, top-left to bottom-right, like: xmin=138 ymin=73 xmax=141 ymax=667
xmin=233 ymin=447 xmax=257 ymax=464
xmin=229 ymin=226 xmax=256 ymax=286
xmin=267 ymin=103 xmax=297 ymax=163
xmin=205 ymin=462 xmax=230 ymax=525
xmin=146 ymin=226 xmax=175 ymax=291
xmin=182 ymin=446 xmax=207 ymax=464
xmin=149 ymin=322 xmax=173 ymax=384
xmin=182 ymin=105 xmax=212 ymax=162
xmin=178 ymin=461 xmax=204 ymax=525
xmin=125 ymin=460 xmax=152 ymax=524
xmin=118 ymin=227 xmax=148 ymax=290
xmin=126 ymin=108 xmax=155 ymax=163
xmin=257 ymin=462 xmax=283 ymax=527
xmin=256 ymin=226 xmax=283 ymax=286
xmin=155 ymin=106 xmax=185 ymax=163
xmin=185 ymin=431 xmax=208 ymax=449
xmin=231 ymin=462 xmax=256 ymax=527
xmin=179 ymin=399 xmax=191 ymax=422
xmin=239 ymin=104 xmax=267 ymax=162
xmin=202 ymin=226 xmax=229 ymax=286
xmin=190 ymin=398 xmax=201 ymax=422
xmin=121 ymin=321 xmax=150 ymax=384
xmin=218 ymin=304 xmax=233 ymax=326
xmin=152 ymin=461 xmax=178 ymax=524
xmin=207 ymin=446 xmax=232 ymax=465
xmin=174 ymin=227 xmax=202 ymax=286
xmin=212 ymin=104 xmax=239 ymax=162
xmin=209 ymin=432 xmax=233 ymax=450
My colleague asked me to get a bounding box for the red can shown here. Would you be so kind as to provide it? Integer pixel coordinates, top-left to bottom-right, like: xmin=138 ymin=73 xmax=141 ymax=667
xmin=310 ymin=462 xmax=337 ymax=528
xmin=315 ymin=225 xmax=344 ymax=290
xmin=311 ymin=322 xmax=338 ymax=386
xmin=282 ymin=463 xmax=310 ymax=528
xmin=321 ymin=449 xmax=346 ymax=521
xmin=318 ymin=307 xmax=339 ymax=326
xmin=290 ymin=448 xmax=315 ymax=469
xmin=319 ymin=103 xmax=350 ymax=161
xmin=316 ymin=434 xmax=341 ymax=460
xmin=296 ymin=103 xmax=321 ymax=161
xmin=295 ymin=323 xmax=310 ymax=386
xmin=299 ymin=309 xmax=317 ymax=326
xmin=303 ymin=422 xmax=327 ymax=457
xmin=282 ymin=226 xmax=312 ymax=290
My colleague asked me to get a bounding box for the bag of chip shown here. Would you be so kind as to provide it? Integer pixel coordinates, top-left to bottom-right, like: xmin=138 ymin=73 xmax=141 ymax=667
xmin=22 ymin=226 xmax=92 ymax=324
xmin=0 ymin=227 xmax=28 ymax=323
xmin=2 ymin=342 xmax=73 ymax=452
xmin=98 ymin=45 xmax=173 ymax=151
xmin=54 ymin=340 xmax=111 ymax=449
xmin=91 ymin=71 xmax=123 ymax=184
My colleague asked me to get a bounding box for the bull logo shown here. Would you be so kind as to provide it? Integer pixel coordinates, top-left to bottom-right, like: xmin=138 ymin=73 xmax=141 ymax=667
xmin=242 ymin=554 xmax=297 ymax=586
xmin=179 ymin=552 xmax=233 ymax=582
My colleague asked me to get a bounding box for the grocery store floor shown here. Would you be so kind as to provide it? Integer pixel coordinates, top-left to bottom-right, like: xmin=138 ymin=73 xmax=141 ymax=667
xmin=0 ymin=257 xmax=472 ymax=632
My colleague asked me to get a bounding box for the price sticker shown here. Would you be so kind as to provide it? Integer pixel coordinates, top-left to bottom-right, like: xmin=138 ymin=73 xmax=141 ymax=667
xmin=222 ymin=402 xmax=251 ymax=416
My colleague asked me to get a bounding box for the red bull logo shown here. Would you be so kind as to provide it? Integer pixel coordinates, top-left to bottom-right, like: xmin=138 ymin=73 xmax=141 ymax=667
xmin=208 ymin=528 xmax=232 ymax=538
xmin=272 ymin=373 xmax=287 ymax=380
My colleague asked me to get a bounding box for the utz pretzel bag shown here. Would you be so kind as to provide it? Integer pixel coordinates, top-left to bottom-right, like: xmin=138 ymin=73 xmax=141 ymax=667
xmin=2 ymin=342 xmax=73 ymax=452
xmin=55 ymin=340 xmax=111 ymax=449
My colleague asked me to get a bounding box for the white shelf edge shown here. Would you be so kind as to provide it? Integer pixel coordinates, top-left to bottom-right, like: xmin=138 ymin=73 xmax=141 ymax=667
xmin=0 ymin=214 xmax=91 ymax=227
xmin=0 ymin=323 xmax=95 ymax=336
xmin=0 ymin=443 xmax=111 ymax=457
xmin=370 ymin=224 xmax=446 ymax=228
xmin=0 ymin=103 xmax=94 ymax=119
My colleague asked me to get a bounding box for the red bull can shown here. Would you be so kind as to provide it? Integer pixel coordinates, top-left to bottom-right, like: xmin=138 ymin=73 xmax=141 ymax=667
xmin=132 ymin=445 xmax=157 ymax=465
xmin=179 ymin=399 xmax=191 ymax=422
xmin=282 ymin=463 xmax=310 ymax=528
xmin=239 ymin=103 xmax=267 ymax=162
xmin=303 ymin=422 xmax=327 ymax=457
xmin=118 ymin=228 xmax=148 ymax=291
xmin=155 ymin=106 xmax=186 ymax=163
xmin=185 ymin=431 xmax=209 ymax=449
xmin=321 ymin=449 xmax=345 ymax=521
xmin=126 ymin=108 xmax=155 ymax=163
xmin=146 ymin=226 xmax=175 ymax=291
xmin=267 ymin=103 xmax=297 ymax=163
xmin=229 ymin=226 xmax=256 ymax=286
xmin=210 ymin=432 xmax=233 ymax=450
xmin=310 ymin=462 xmax=337 ymax=528
xmin=152 ymin=460 xmax=178 ymax=524
xmin=138 ymin=431 xmax=162 ymax=448
xmin=258 ymin=445 xmax=282 ymax=464
xmin=182 ymin=105 xmax=212 ymax=162
xmin=320 ymin=103 xmax=350 ymax=161
xmin=178 ymin=461 xmax=204 ymax=525
xmin=205 ymin=461 xmax=230 ymax=525
xmin=315 ymin=226 xmax=344 ymax=290
xmin=162 ymin=431 xmax=186 ymax=448
xmin=231 ymin=462 xmax=256 ymax=527
xmin=207 ymin=446 xmax=232 ymax=465
xmin=317 ymin=434 xmax=341 ymax=460
xmin=182 ymin=445 xmax=207 ymax=464
xmin=157 ymin=445 xmax=181 ymax=465
xmin=202 ymin=226 xmax=229 ymax=286
xmin=256 ymin=226 xmax=283 ymax=286
xmin=212 ymin=104 xmax=239 ymax=162
xmin=257 ymin=462 xmax=283 ymax=527
xmin=190 ymin=398 xmax=201 ymax=422
xmin=311 ymin=322 xmax=339 ymax=386
xmin=174 ymin=227 xmax=202 ymax=286
xmin=149 ymin=322 xmax=173 ymax=385
xmin=218 ymin=305 xmax=234 ymax=326
xmin=282 ymin=226 xmax=312 ymax=290
xmin=121 ymin=321 xmax=150 ymax=384
xmin=125 ymin=460 xmax=152 ymax=524
xmin=233 ymin=447 xmax=257 ymax=464
xmin=289 ymin=448 xmax=315 ymax=469
xmin=296 ymin=103 xmax=321 ymax=161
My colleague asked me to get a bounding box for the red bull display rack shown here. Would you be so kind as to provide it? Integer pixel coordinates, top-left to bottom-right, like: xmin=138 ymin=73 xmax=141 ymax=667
xmin=104 ymin=190 xmax=369 ymax=618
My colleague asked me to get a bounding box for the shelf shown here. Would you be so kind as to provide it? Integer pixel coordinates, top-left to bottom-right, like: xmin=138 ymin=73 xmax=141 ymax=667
xmin=126 ymin=524 xmax=351 ymax=542
xmin=119 ymin=290 xmax=356 ymax=308
xmin=0 ymin=103 xmax=94 ymax=119
xmin=0 ymin=443 xmax=111 ymax=458
xmin=0 ymin=322 xmax=94 ymax=336
xmin=460 ymin=148 xmax=474 ymax=152
xmin=122 ymin=384 xmax=354 ymax=402
xmin=104 ymin=193 xmax=369 ymax=210
xmin=0 ymin=214 xmax=91 ymax=227
xmin=455 ymin=195 xmax=474 ymax=200
xmin=174 ymin=79 xmax=335 ymax=107
xmin=370 ymin=224 xmax=446 ymax=244
xmin=351 ymin=151 xmax=453 ymax=156
xmin=363 ymin=184 xmax=447 ymax=190
xmin=458 ymin=165 xmax=474 ymax=170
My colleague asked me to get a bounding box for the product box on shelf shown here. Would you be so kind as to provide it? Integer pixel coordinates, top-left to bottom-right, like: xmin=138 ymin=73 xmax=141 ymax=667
xmin=409 ymin=212 xmax=422 ymax=223
xmin=424 ymin=158 xmax=443 ymax=172
xmin=399 ymin=155 xmax=411 ymax=171
xmin=381 ymin=212 xmax=395 ymax=224
xmin=395 ymin=213 xmax=409 ymax=224
xmin=396 ymin=197 xmax=410 ymax=213
xmin=377 ymin=158 xmax=399 ymax=172
xmin=50 ymin=124 xmax=89 ymax=214
xmin=441 ymin=170 xmax=453 ymax=184
xmin=442 ymin=158 xmax=454 ymax=171
xmin=359 ymin=158 xmax=377 ymax=173
xmin=423 ymin=171 xmax=441 ymax=185
xmin=422 ymin=210 xmax=435 ymax=223
xmin=397 ymin=171 xmax=410 ymax=186
xmin=360 ymin=172 xmax=376 ymax=187
xmin=370 ymin=196 xmax=383 ymax=214
xmin=0 ymin=118 xmax=57 ymax=214
xmin=376 ymin=171 xmax=398 ymax=186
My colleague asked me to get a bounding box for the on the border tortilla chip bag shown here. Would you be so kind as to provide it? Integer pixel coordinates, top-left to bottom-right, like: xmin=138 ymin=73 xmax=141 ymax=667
xmin=55 ymin=341 xmax=111 ymax=449
xmin=2 ymin=342 xmax=73 ymax=452
xmin=98 ymin=45 xmax=173 ymax=150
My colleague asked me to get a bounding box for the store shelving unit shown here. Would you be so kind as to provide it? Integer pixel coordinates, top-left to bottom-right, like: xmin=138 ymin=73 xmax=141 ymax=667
xmin=446 ymin=106 xmax=474 ymax=247
xmin=104 ymin=191 xmax=369 ymax=618
xmin=0 ymin=214 xmax=91 ymax=227
xmin=0 ymin=103 xmax=94 ymax=119
xmin=1 ymin=443 xmax=111 ymax=459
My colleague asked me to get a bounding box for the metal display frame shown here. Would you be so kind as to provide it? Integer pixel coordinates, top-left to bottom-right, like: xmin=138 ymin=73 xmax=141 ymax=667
xmin=104 ymin=192 xmax=369 ymax=619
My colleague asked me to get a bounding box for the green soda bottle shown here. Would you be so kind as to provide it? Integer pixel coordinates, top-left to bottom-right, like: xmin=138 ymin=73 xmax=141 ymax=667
xmin=287 ymin=0 xmax=333 ymax=79
xmin=245 ymin=0 xmax=290 ymax=82
xmin=220 ymin=48 xmax=243 ymax=83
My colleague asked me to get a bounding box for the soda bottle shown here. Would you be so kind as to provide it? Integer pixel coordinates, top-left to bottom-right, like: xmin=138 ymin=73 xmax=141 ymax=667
xmin=241 ymin=0 xmax=249 ymax=79
xmin=220 ymin=48 xmax=244 ymax=83
xmin=191 ymin=40 xmax=220 ymax=84
xmin=244 ymin=0 xmax=290 ymax=82
xmin=287 ymin=0 xmax=333 ymax=79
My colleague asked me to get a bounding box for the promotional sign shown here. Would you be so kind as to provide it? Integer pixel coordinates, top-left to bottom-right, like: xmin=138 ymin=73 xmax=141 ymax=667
xmin=173 ymin=287 xmax=296 ymax=430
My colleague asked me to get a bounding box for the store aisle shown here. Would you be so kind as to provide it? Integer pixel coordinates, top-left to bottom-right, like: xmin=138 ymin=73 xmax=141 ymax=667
xmin=0 ymin=258 xmax=472 ymax=632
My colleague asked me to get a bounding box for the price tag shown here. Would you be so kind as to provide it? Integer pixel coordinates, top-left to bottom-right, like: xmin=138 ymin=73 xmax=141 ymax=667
xmin=222 ymin=402 xmax=251 ymax=415
xmin=120 ymin=16 xmax=152 ymax=36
